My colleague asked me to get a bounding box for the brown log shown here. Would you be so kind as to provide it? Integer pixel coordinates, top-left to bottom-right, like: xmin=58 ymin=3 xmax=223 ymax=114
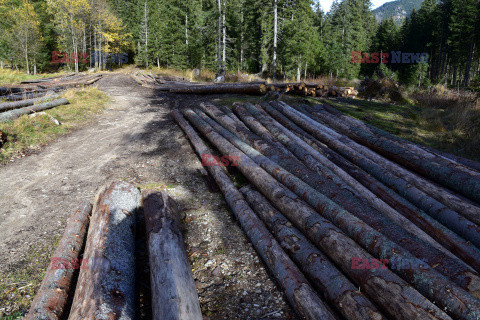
xmin=0 ymin=92 xmax=59 ymax=112
xmin=171 ymin=110 xmax=338 ymax=320
xmin=68 ymin=181 xmax=141 ymax=320
xmin=25 ymin=202 xmax=92 ymax=320
xmin=264 ymin=102 xmax=480 ymax=274
xmin=314 ymin=103 xmax=480 ymax=224
xmin=182 ymin=108 xmax=451 ymax=320
xmin=170 ymin=83 xmax=267 ymax=95
xmin=240 ymin=185 xmax=386 ymax=320
xmin=0 ymin=98 xmax=69 ymax=123
xmin=142 ymin=190 xmax=202 ymax=320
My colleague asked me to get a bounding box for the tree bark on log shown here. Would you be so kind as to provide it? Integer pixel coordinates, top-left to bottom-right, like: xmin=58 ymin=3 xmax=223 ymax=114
xmin=24 ymin=202 xmax=92 ymax=320
xmin=170 ymin=83 xmax=267 ymax=95
xmin=171 ymin=110 xmax=337 ymax=320
xmin=307 ymin=103 xmax=480 ymax=203
xmin=310 ymin=103 xmax=480 ymax=225
xmin=0 ymin=93 xmax=59 ymax=112
xmin=68 ymin=181 xmax=141 ymax=320
xmin=3 ymin=92 xmax=48 ymax=101
xmin=321 ymin=102 xmax=480 ymax=172
xmin=240 ymin=185 xmax=386 ymax=320
xmin=142 ymin=190 xmax=203 ymax=320
xmin=181 ymin=108 xmax=452 ymax=320
xmin=0 ymin=87 xmax=25 ymax=96
xmin=274 ymin=101 xmax=480 ymax=250
xmin=264 ymin=102 xmax=480 ymax=273
xmin=212 ymin=102 xmax=480 ymax=292
xmin=0 ymin=98 xmax=69 ymax=123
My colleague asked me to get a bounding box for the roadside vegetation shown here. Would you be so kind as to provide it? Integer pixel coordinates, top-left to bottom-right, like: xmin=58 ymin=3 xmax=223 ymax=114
xmin=0 ymin=87 xmax=110 ymax=163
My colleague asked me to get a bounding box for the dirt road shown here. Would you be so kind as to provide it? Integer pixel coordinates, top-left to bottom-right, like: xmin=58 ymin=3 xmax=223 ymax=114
xmin=0 ymin=74 xmax=295 ymax=319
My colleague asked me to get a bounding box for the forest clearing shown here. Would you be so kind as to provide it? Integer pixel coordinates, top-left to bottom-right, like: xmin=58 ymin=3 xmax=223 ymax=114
xmin=1 ymin=0 xmax=480 ymax=318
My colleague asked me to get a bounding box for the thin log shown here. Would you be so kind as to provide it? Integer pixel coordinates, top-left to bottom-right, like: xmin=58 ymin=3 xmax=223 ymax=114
xmin=0 ymin=98 xmax=69 ymax=123
xmin=68 ymin=181 xmax=141 ymax=320
xmin=182 ymin=108 xmax=451 ymax=320
xmin=310 ymin=104 xmax=480 ymax=225
xmin=3 ymin=92 xmax=48 ymax=101
xmin=170 ymin=83 xmax=267 ymax=95
xmin=240 ymin=185 xmax=386 ymax=320
xmin=0 ymin=87 xmax=25 ymax=96
xmin=171 ymin=110 xmax=337 ymax=320
xmin=309 ymin=103 xmax=480 ymax=203
xmin=264 ymin=102 xmax=480 ymax=273
xmin=24 ymin=202 xmax=92 ymax=320
xmin=275 ymin=101 xmax=480 ymax=250
xmin=142 ymin=190 xmax=202 ymax=320
xmin=0 ymin=92 xmax=59 ymax=112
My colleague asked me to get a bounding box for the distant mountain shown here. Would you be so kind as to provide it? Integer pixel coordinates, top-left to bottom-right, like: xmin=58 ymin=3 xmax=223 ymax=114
xmin=373 ymin=0 xmax=424 ymax=23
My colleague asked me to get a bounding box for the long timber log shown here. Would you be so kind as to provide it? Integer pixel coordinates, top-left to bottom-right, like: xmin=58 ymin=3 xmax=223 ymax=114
xmin=142 ymin=190 xmax=202 ymax=320
xmin=240 ymin=185 xmax=386 ymax=320
xmin=171 ymin=110 xmax=338 ymax=320
xmin=3 ymin=91 xmax=48 ymax=101
xmin=182 ymin=108 xmax=452 ymax=320
xmin=309 ymin=104 xmax=480 ymax=225
xmin=170 ymin=83 xmax=268 ymax=95
xmin=205 ymin=102 xmax=480 ymax=292
xmin=264 ymin=102 xmax=480 ymax=273
xmin=274 ymin=101 xmax=480 ymax=250
xmin=24 ymin=202 xmax=92 ymax=320
xmin=0 ymin=98 xmax=69 ymax=123
xmin=68 ymin=181 xmax=141 ymax=320
xmin=306 ymin=104 xmax=480 ymax=203
xmin=0 ymin=93 xmax=59 ymax=112
xmin=321 ymin=102 xmax=480 ymax=172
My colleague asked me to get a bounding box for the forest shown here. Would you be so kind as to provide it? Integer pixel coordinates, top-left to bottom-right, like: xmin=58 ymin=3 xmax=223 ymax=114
xmin=0 ymin=0 xmax=479 ymax=88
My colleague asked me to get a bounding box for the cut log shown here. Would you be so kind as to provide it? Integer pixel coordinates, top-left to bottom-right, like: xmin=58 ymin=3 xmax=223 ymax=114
xmin=308 ymin=103 xmax=480 ymax=203
xmin=182 ymin=108 xmax=452 ymax=320
xmin=275 ymin=101 xmax=480 ymax=249
xmin=171 ymin=110 xmax=337 ymax=320
xmin=0 ymin=92 xmax=59 ymax=112
xmin=310 ymin=104 xmax=480 ymax=225
xmin=0 ymin=98 xmax=69 ymax=123
xmin=3 ymin=92 xmax=47 ymax=101
xmin=240 ymin=185 xmax=386 ymax=320
xmin=142 ymin=190 xmax=202 ymax=320
xmin=0 ymin=87 xmax=25 ymax=96
xmin=209 ymin=103 xmax=480 ymax=296
xmin=170 ymin=83 xmax=267 ymax=95
xmin=68 ymin=181 xmax=141 ymax=320
xmin=25 ymin=202 xmax=92 ymax=320
xmin=264 ymin=102 xmax=480 ymax=273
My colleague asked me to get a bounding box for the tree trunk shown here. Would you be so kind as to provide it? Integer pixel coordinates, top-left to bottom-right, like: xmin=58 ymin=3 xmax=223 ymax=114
xmin=465 ymin=40 xmax=475 ymax=87
xmin=240 ymin=185 xmax=386 ymax=320
xmin=272 ymin=0 xmax=278 ymax=80
xmin=67 ymin=181 xmax=141 ymax=320
xmin=217 ymin=0 xmax=222 ymax=73
xmin=142 ymin=190 xmax=202 ymax=320
xmin=171 ymin=110 xmax=337 ymax=320
xmin=181 ymin=108 xmax=452 ymax=320
xmin=25 ymin=202 xmax=92 ymax=320
xmin=0 ymin=98 xmax=69 ymax=123
xmin=263 ymin=103 xmax=480 ymax=274
xmin=170 ymin=83 xmax=267 ymax=95
xmin=0 ymin=93 xmax=59 ymax=112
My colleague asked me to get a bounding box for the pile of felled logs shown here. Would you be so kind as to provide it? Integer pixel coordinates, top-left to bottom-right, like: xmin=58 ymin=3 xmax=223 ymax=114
xmin=25 ymin=181 xmax=202 ymax=320
xmin=133 ymin=72 xmax=358 ymax=97
xmin=0 ymin=73 xmax=102 ymax=102
xmin=172 ymin=100 xmax=480 ymax=320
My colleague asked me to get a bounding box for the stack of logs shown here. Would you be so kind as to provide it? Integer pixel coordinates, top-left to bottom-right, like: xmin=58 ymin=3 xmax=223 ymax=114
xmin=0 ymin=73 xmax=104 ymax=123
xmin=172 ymin=101 xmax=480 ymax=320
xmin=25 ymin=181 xmax=202 ymax=320
xmin=132 ymin=72 xmax=357 ymax=98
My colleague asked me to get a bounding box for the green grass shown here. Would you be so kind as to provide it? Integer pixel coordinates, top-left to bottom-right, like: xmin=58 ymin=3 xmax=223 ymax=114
xmin=0 ymin=69 xmax=72 ymax=85
xmin=0 ymin=87 xmax=110 ymax=163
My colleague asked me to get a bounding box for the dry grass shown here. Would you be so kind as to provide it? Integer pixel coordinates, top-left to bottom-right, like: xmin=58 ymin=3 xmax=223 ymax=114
xmin=0 ymin=69 xmax=72 ymax=85
xmin=0 ymin=87 xmax=110 ymax=163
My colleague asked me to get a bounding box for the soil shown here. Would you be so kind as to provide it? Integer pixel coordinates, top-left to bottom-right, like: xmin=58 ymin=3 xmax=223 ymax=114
xmin=0 ymin=73 xmax=297 ymax=319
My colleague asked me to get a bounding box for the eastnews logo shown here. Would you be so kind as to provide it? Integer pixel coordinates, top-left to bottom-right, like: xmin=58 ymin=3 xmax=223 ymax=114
xmin=51 ymin=51 xmax=128 ymax=64
xmin=351 ymin=51 xmax=429 ymax=64
xmin=202 ymin=154 xmax=240 ymax=167
xmin=351 ymin=257 xmax=429 ymax=270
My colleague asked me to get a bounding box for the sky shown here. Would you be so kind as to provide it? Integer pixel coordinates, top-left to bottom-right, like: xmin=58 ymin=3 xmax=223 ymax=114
xmin=317 ymin=0 xmax=391 ymax=12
